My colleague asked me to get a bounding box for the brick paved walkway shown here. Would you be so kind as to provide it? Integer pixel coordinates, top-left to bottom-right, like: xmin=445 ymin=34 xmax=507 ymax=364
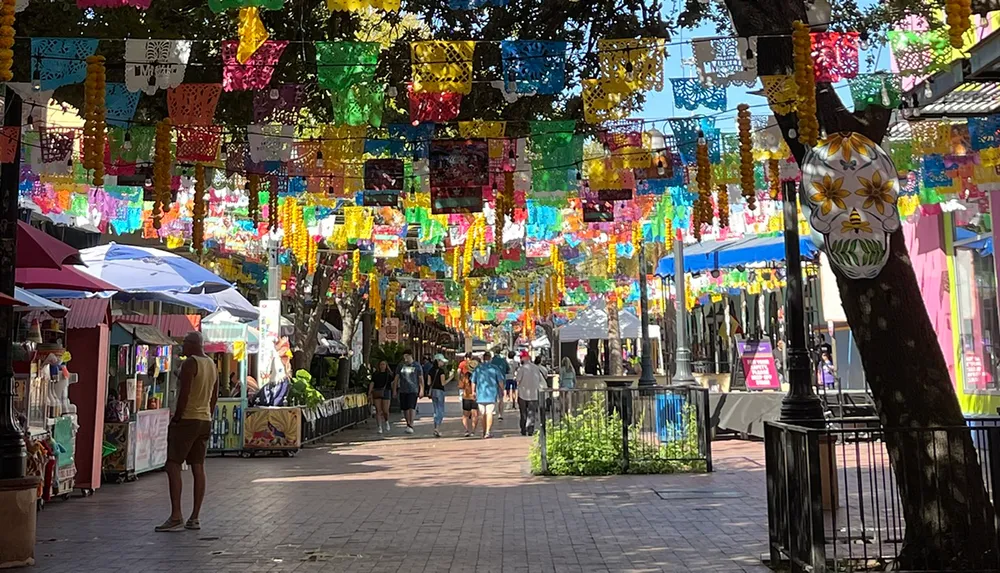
xmin=33 ymin=395 xmax=771 ymax=573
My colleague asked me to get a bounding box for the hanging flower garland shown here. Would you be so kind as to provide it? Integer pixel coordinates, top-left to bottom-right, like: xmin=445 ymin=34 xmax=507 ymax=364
xmin=192 ymin=163 xmax=206 ymax=254
xmin=151 ymin=118 xmax=173 ymax=230
xmin=792 ymin=21 xmax=819 ymax=147
xmin=607 ymin=237 xmax=617 ymax=276
xmin=83 ymin=55 xmax=107 ymax=187
xmin=0 ymin=0 xmax=15 ymax=82
xmin=370 ymin=273 xmax=382 ymax=329
xmin=695 ymin=133 xmax=713 ymax=235
xmin=717 ymin=183 xmax=729 ymax=228
xmin=451 ymin=246 xmax=461 ymax=280
xmin=352 ymin=248 xmax=361 ymax=285
xmin=737 ymin=103 xmax=756 ymax=210
xmin=664 ymin=219 xmax=673 ymax=251
xmin=306 ymin=235 xmax=317 ymax=274
xmin=247 ymin=177 xmax=260 ymax=227
xmin=947 ymin=0 xmax=972 ymax=48
xmin=768 ymin=158 xmax=781 ymax=199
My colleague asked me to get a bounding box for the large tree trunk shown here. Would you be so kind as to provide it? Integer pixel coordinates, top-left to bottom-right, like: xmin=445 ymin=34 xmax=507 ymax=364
xmin=290 ymin=258 xmax=334 ymax=376
xmin=335 ymin=290 xmax=365 ymax=392
xmin=714 ymin=0 xmax=998 ymax=567
xmin=607 ymin=296 xmax=623 ymax=376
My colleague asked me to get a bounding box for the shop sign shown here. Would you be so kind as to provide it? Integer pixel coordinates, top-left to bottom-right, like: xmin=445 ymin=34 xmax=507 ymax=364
xmin=965 ymin=351 xmax=988 ymax=389
xmin=737 ymin=340 xmax=781 ymax=390
xmin=381 ymin=317 xmax=400 ymax=343
xmin=257 ymin=299 xmax=281 ymax=386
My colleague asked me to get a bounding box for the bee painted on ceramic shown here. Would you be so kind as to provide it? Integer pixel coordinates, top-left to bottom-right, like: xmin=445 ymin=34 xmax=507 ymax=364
xmin=841 ymin=208 xmax=873 ymax=234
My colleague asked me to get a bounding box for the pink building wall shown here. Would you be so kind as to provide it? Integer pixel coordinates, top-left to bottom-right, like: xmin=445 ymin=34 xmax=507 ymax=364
xmin=902 ymin=211 xmax=955 ymax=385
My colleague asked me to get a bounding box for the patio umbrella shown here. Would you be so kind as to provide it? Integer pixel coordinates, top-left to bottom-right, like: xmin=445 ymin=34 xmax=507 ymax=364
xmin=13 ymin=288 xmax=69 ymax=315
xmin=16 ymin=265 xmax=120 ymax=293
xmin=16 ymin=221 xmax=84 ymax=269
xmin=78 ymin=243 xmax=231 ymax=294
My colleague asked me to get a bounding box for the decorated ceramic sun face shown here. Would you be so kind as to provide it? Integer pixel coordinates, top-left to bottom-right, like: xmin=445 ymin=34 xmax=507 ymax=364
xmin=801 ymin=132 xmax=901 ymax=280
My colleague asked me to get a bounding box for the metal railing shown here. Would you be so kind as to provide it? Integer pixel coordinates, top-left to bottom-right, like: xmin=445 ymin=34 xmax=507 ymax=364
xmin=300 ymin=393 xmax=370 ymax=444
xmin=766 ymin=417 xmax=1000 ymax=572
xmin=535 ymin=385 xmax=712 ymax=475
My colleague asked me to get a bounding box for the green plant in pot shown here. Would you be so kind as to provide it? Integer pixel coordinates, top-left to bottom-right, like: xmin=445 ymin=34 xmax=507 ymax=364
xmin=288 ymin=369 xmax=325 ymax=408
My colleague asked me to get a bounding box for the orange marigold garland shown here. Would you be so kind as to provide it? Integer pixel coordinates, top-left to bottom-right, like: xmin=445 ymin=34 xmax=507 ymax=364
xmin=717 ymin=184 xmax=729 ymax=228
xmin=947 ymin=0 xmax=972 ymax=48
xmin=151 ymin=119 xmax=173 ymax=230
xmin=737 ymin=103 xmax=756 ymax=210
xmin=247 ymin=177 xmax=260 ymax=227
xmin=0 ymin=0 xmax=15 ymax=82
xmin=607 ymin=237 xmax=617 ymax=276
xmin=768 ymin=158 xmax=781 ymax=199
xmin=352 ymin=248 xmax=361 ymax=285
xmin=192 ymin=164 xmax=206 ymax=254
xmin=83 ymin=55 xmax=107 ymax=187
xmin=792 ymin=21 xmax=819 ymax=147
xmin=695 ymin=132 xmax=713 ymax=234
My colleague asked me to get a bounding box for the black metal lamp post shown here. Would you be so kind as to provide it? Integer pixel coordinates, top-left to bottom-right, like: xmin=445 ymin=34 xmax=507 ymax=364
xmin=0 ymin=88 xmax=25 ymax=479
xmin=779 ymin=180 xmax=824 ymax=425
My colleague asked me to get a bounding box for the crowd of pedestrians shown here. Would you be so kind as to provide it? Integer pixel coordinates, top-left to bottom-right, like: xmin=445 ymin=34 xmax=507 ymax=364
xmin=367 ymin=348 xmax=550 ymax=439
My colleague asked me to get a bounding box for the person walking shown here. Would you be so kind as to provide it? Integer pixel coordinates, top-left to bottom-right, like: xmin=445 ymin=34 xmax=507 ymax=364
xmin=515 ymin=352 xmax=547 ymax=436
xmin=369 ymin=360 xmax=393 ymax=434
xmin=393 ymin=353 xmax=422 ymax=434
xmin=472 ymin=351 xmax=504 ymax=438
xmin=504 ymin=350 xmax=519 ymax=410
xmin=156 ymin=332 xmax=218 ymax=532
xmin=427 ymin=354 xmax=448 ymax=437
xmin=490 ymin=350 xmax=510 ymax=421
xmin=559 ymin=357 xmax=576 ymax=389
xmin=458 ymin=357 xmax=479 ymax=437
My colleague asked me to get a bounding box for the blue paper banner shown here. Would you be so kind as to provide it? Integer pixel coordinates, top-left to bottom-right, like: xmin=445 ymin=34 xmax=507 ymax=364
xmin=31 ymin=38 xmax=99 ymax=91
xmin=500 ymin=41 xmax=568 ymax=95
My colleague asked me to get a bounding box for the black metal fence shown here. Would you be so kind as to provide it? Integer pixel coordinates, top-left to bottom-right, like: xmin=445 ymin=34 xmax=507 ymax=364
xmin=766 ymin=417 xmax=1000 ymax=572
xmin=534 ymin=385 xmax=712 ymax=475
xmin=300 ymin=393 xmax=370 ymax=444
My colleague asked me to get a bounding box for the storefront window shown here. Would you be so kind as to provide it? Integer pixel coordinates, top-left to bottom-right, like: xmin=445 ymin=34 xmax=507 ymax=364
xmin=955 ymin=245 xmax=1000 ymax=393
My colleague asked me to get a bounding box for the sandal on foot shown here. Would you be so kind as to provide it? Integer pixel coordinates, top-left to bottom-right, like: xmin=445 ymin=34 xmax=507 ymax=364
xmin=155 ymin=518 xmax=185 ymax=532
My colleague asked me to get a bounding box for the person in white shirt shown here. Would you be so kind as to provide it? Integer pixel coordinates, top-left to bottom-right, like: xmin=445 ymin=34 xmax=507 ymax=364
xmin=515 ymin=352 xmax=547 ymax=436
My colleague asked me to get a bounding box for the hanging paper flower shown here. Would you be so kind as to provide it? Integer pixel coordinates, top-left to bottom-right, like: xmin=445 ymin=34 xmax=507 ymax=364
xmin=83 ymin=55 xmax=107 ymax=187
xmin=768 ymin=158 xmax=781 ymax=199
xmin=717 ymin=184 xmax=729 ymax=228
xmin=947 ymin=0 xmax=972 ymax=48
xmin=192 ymin=164 xmax=206 ymax=254
xmin=152 ymin=118 xmax=173 ymax=230
xmin=737 ymin=103 xmax=756 ymax=210
xmin=0 ymin=0 xmax=15 ymax=82
xmin=792 ymin=21 xmax=819 ymax=147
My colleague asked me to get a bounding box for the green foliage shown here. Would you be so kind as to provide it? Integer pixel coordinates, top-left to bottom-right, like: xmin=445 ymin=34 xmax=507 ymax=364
xmin=371 ymin=342 xmax=410 ymax=368
xmin=529 ymin=394 xmax=706 ymax=476
xmin=289 ymin=368 xmax=326 ymax=408
xmin=350 ymin=363 xmax=372 ymax=392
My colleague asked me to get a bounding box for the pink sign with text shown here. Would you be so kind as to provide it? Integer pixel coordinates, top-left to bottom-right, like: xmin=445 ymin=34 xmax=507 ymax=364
xmin=738 ymin=340 xmax=781 ymax=390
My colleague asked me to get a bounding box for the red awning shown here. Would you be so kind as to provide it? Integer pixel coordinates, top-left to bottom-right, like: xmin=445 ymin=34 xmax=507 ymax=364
xmin=0 ymin=292 xmax=23 ymax=306
xmin=58 ymin=298 xmax=111 ymax=329
xmin=16 ymin=265 xmax=119 ymax=292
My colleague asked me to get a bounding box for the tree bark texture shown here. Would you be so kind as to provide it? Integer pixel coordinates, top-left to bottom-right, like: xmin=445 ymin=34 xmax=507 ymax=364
xmin=290 ymin=258 xmax=334 ymax=376
xmin=335 ymin=289 xmax=366 ymax=392
xmin=607 ymin=296 xmax=623 ymax=376
xmin=719 ymin=0 xmax=998 ymax=567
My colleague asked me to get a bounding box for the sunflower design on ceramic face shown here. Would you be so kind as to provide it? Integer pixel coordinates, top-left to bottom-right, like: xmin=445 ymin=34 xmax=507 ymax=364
xmin=809 ymin=174 xmax=849 ymax=216
xmin=855 ymin=170 xmax=895 ymax=215
xmin=817 ymin=132 xmax=875 ymax=163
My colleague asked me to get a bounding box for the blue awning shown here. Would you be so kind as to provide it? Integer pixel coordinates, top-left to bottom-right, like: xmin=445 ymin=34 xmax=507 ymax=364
xmin=954 ymin=227 xmax=994 ymax=256
xmin=655 ymin=233 xmax=820 ymax=277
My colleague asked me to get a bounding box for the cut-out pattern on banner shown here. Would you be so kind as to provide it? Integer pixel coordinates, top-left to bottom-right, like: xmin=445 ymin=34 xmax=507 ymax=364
xmin=389 ymin=123 xmax=435 ymax=160
xmin=176 ymin=125 xmax=223 ymax=163
xmin=316 ymin=41 xmax=379 ymax=91
xmin=582 ymin=79 xmax=629 ymax=123
xmin=248 ymin=124 xmax=295 ymax=163
xmin=332 ymin=83 xmax=384 ymax=126
xmin=530 ymin=120 xmax=582 ymax=193
xmin=429 ymin=140 xmax=488 ymax=214
xmin=811 ymin=31 xmax=860 ymax=82
xmin=411 ymin=41 xmax=476 ymax=94
xmin=106 ymin=126 xmax=155 ymax=176
xmin=671 ymin=78 xmax=727 ymax=111
xmin=409 ymin=86 xmax=462 ymax=122
xmin=31 ymin=38 xmax=99 ymax=90
xmin=968 ymin=115 xmax=1000 ymax=151
xmin=321 ymin=124 xmax=366 ymax=162
xmin=692 ymin=37 xmax=758 ymax=87
xmin=237 ymin=7 xmax=269 ymax=64
xmin=167 ymin=83 xmax=222 ymax=126
xmin=253 ymin=85 xmax=305 ymax=125
xmin=458 ymin=121 xmax=505 ymax=139
xmin=124 ymin=39 xmax=192 ymax=95
xmin=105 ymin=83 xmax=141 ymax=128
xmin=500 ymin=40 xmax=567 ymax=95
xmin=597 ymin=38 xmax=665 ymax=93
xmin=848 ymin=74 xmax=902 ymax=111
xmin=221 ymin=40 xmax=287 ymax=91
xmin=759 ymin=75 xmax=798 ymax=114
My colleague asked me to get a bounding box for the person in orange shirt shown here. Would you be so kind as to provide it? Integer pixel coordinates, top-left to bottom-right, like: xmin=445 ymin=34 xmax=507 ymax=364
xmin=457 ymin=355 xmax=479 ymax=437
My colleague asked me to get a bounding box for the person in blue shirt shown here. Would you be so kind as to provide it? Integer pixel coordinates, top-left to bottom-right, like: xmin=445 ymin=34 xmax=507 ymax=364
xmin=490 ymin=350 xmax=510 ymax=421
xmin=472 ymin=351 xmax=505 ymax=438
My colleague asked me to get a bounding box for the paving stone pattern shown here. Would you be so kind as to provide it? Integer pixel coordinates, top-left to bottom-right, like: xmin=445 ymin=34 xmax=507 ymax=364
xmin=33 ymin=395 xmax=772 ymax=572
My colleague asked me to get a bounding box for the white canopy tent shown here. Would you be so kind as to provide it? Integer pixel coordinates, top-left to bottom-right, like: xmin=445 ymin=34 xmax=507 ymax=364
xmin=558 ymin=305 xmax=661 ymax=342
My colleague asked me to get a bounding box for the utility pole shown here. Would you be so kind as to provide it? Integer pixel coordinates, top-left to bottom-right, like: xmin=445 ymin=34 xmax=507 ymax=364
xmin=671 ymin=235 xmax=695 ymax=386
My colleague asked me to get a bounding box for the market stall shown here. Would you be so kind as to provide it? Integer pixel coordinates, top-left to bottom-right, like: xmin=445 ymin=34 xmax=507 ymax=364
xmin=102 ymin=321 xmax=174 ymax=481
xmin=201 ymin=311 xmax=256 ymax=455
